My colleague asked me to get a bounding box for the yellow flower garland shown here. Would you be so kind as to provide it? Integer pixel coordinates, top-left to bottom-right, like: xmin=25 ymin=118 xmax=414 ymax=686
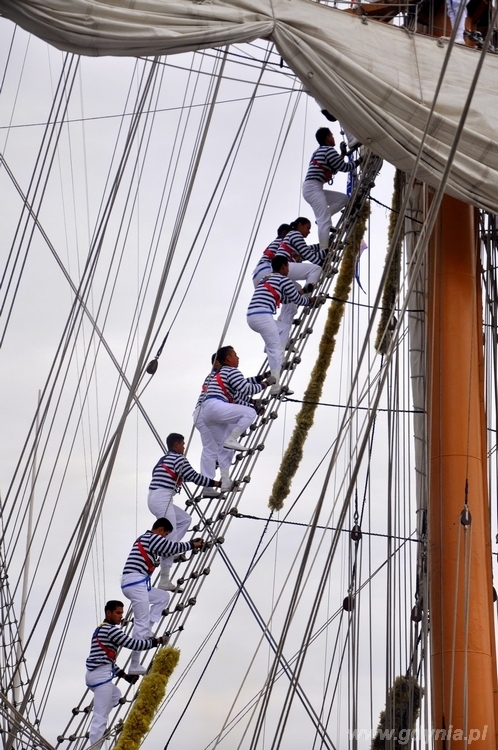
xmin=113 ymin=647 xmax=180 ymax=750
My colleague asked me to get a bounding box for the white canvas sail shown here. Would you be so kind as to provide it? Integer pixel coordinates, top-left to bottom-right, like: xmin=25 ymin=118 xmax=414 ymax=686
xmin=1 ymin=0 xmax=498 ymax=212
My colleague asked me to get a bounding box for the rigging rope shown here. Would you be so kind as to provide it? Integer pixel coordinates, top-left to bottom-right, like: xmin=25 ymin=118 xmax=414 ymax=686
xmin=163 ymin=511 xmax=274 ymax=748
xmin=5 ymin=57 xmax=172 ymax=730
xmin=0 ymin=53 xmax=80 ymax=346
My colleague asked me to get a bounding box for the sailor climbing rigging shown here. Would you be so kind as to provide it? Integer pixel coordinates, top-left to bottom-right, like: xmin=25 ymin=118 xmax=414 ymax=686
xmin=302 ymin=127 xmax=362 ymax=249
xmin=193 ymin=354 xmax=224 ymax=498
xmin=200 ymin=346 xmax=274 ymax=467
xmin=121 ymin=518 xmax=204 ymax=672
xmin=252 ymin=223 xmax=291 ymax=288
xmin=85 ymin=600 xmax=166 ymax=747
xmin=273 ymin=217 xmax=327 ymax=337
xmin=147 ymin=433 xmax=220 ymax=591
xmin=247 ymin=255 xmax=316 ymax=395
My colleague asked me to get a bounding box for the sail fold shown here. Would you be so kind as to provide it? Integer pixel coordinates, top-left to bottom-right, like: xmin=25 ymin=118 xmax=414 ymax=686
xmin=1 ymin=0 xmax=498 ymax=212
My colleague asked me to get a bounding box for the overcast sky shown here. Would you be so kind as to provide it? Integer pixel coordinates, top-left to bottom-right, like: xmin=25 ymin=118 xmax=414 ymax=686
xmin=0 ymin=15 xmax=429 ymax=750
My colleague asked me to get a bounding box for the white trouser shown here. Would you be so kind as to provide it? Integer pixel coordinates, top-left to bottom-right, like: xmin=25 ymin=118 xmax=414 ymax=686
xmin=302 ymin=179 xmax=349 ymax=249
xmin=277 ymin=278 xmax=303 ymax=344
xmin=193 ymin=405 xmax=219 ymax=477
xmin=147 ymin=488 xmax=191 ymax=567
xmin=86 ymin=665 xmax=121 ymax=746
xmin=201 ymin=399 xmax=256 ymax=467
xmin=252 ymin=261 xmax=272 ymax=288
xmin=446 ymin=0 xmax=466 ymax=41
xmin=247 ymin=313 xmax=284 ymax=371
xmin=195 ymin=405 xmax=233 ymax=475
xmin=121 ymin=574 xmax=169 ymax=662
xmin=287 ymin=262 xmax=321 ymax=286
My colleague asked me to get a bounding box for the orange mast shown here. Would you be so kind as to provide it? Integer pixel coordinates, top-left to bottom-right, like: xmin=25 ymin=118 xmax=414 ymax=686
xmin=427 ymin=194 xmax=498 ymax=746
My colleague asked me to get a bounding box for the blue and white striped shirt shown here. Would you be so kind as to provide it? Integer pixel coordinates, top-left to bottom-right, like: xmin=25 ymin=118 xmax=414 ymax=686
xmin=149 ymin=451 xmax=214 ymax=492
xmin=195 ymin=372 xmax=215 ymax=409
xmin=252 ymin=236 xmax=284 ymax=281
xmin=204 ymin=365 xmax=264 ymax=403
xmin=86 ymin=621 xmax=156 ymax=671
xmin=235 ymin=375 xmax=263 ymax=408
xmin=304 ymin=145 xmax=355 ymax=184
xmin=247 ymin=274 xmax=311 ymax=316
xmin=278 ymin=230 xmax=326 ymax=265
xmin=122 ymin=530 xmax=193 ymax=577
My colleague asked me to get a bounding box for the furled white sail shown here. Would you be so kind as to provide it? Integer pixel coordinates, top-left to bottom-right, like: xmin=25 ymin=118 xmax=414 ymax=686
xmin=1 ymin=0 xmax=498 ymax=212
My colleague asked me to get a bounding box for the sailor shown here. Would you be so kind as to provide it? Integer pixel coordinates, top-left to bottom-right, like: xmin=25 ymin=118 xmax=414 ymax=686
xmin=275 ymin=217 xmax=326 ymax=335
xmin=302 ymin=127 xmax=362 ymax=250
xmin=121 ymin=518 xmax=204 ymax=673
xmin=278 ymin=217 xmax=326 ymax=284
xmin=201 ymin=346 xmax=274 ymax=477
xmin=147 ymin=434 xmax=220 ymax=591
xmin=85 ymin=599 xmax=166 ymax=747
xmin=252 ymin=223 xmax=291 ymax=288
xmin=247 ymin=255 xmax=315 ymax=394
xmin=446 ymin=0 xmax=467 ymax=42
xmin=193 ymin=354 xmax=223 ymax=499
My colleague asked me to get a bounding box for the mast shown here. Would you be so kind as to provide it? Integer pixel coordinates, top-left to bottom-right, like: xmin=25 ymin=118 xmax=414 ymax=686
xmin=416 ymin=4 xmax=498 ymax=743
xmin=427 ymin=194 xmax=498 ymax=745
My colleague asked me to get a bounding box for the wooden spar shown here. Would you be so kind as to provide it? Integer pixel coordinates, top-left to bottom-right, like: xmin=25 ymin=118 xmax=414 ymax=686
xmin=427 ymin=195 xmax=498 ymax=746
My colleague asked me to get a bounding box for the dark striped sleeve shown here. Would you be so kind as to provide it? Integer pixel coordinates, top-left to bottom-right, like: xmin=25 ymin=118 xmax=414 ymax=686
xmin=148 ymin=535 xmax=193 ymax=558
xmin=226 ymin=368 xmax=264 ymax=399
xmin=108 ymin=627 xmax=157 ymax=652
xmin=325 ymin=147 xmax=355 ymax=174
xmin=289 ymin=233 xmax=320 ymax=263
xmin=175 ymin=455 xmax=212 ymax=486
xmin=280 ymin=278 xmax=311 ymax=306
xmin=299 ymin=243 xmax=327 ymax=265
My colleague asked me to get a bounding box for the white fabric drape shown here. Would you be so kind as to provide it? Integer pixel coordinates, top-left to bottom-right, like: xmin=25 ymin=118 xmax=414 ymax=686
xmin=1 ymin=0 xmax=498 ymax=212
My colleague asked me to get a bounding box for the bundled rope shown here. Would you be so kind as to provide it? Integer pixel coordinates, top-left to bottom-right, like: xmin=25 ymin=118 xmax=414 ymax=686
xmin=268 ymin=204 xmax=369 ymax=511
xmin=371 ymin=675 xmax=423 ymax=749
xmin=374 ymin=170 xmax=404 ymax=354
xmin=114 ymin=647 xmax=180 ymax=750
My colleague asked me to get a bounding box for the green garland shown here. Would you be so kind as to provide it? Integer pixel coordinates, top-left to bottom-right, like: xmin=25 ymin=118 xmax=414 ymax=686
xmin=371 ymin=675 xmax=423 ymax=749
xmin=114 ymin=647 xmax=180 ymax=750
xmin=374 ymin=169 xmax=404 ymax=355
xmin=268 ymin=205 xmax=369 ymax=512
